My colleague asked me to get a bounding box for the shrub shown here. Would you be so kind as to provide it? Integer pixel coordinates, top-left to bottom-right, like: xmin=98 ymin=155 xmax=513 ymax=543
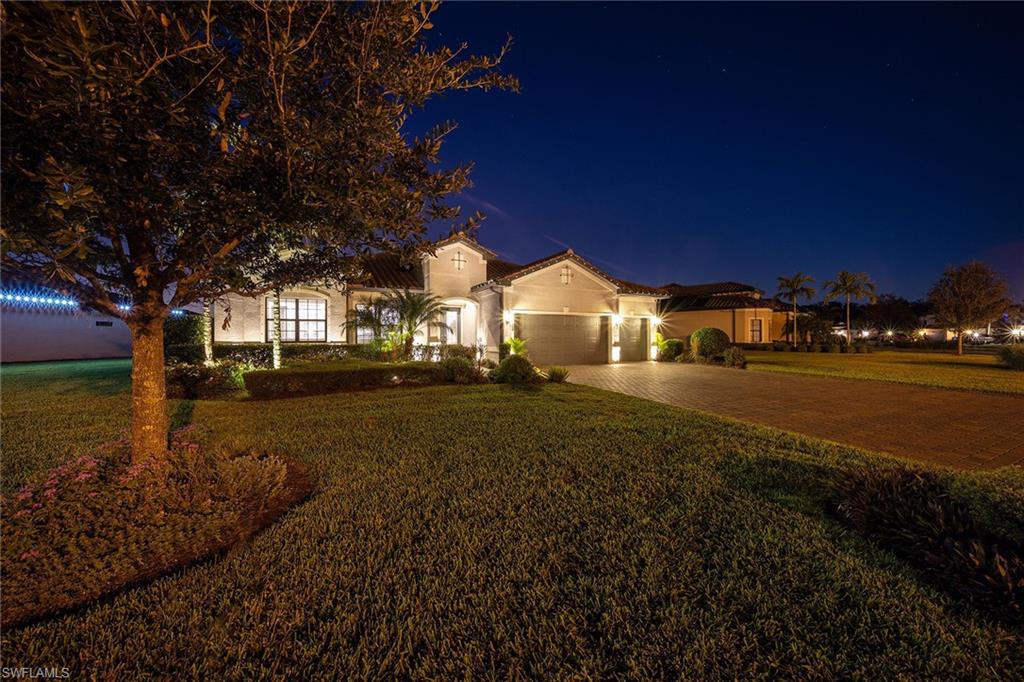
xmin=796 ymin=343 xmax=809 ymax=352
xmin=165 ymin=361 xmax=250 ymax=399
xmin=723 ymin=347 xmax=747 ymax=369
xmin=690 ymin=327 xmax=730 ymax=360
xmin=827 ymin=344 xmax=841 ymax=353
xmin=657 ymin=337 xmax=686 ymax=362
xmin=164 ymin=313 xmax=206 ymax=346
xmin=855 ymin=344 xmax=870 ymax=354
xmin=480 ymin=358 xmax=498 ymax=370
xmin=998 ymin=345 xmax=1024 ymax=371
xmin=440 ymin=357 xmax=485 ymax=385
xmin=674 ymin=350 xmax=694 ymax=363
xmin=546 ymin=366 xmax=570 ymax=383
xmin=834 ymin=467 xmax=1024 ymax=622
xmin=499 ymin=341 xmax=511 ymax=361
xmin=490 ymin=354 xmax=540 ymax=384
xmin=165 ymin=343 xmax=206 ymax=365
xmin=439 ymin=344 xmax=477 ymax=362
xmin=244 ymin=359 xmax=443 ymax=398
xmin=778 ymin=343 xmax=792 ymax=352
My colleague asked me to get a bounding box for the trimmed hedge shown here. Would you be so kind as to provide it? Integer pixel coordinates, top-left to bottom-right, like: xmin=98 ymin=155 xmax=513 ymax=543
xmin=166 ymin=361 xmax=250 ymax=399
xmin=244 ymin=359 xmax=444 ymax=398
xmin=167 ymin=343 xmax=386 ymax=367
xmin=164 ymin=313 xmax=206 ymax=347
xmin=690 ymin=327 xmax=730 ymax=360
xmin=998 ymin=345 xmax=1024 ymax=370
xmin=439 ymin=357 xmax=485 ymax=384
xmin=657 ymin=337 xmax=687 ymax=362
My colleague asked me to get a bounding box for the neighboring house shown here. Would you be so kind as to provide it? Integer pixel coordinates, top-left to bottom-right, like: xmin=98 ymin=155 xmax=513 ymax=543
xmin=658 ymin=281 xmax=788 ymax=344
xmin=0 ymin=284 xmax=132 ymax=362
xmin=213 ymin=233 xmax=665 ymax=365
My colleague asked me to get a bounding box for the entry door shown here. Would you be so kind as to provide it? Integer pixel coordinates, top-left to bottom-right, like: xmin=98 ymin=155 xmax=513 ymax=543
xmin=618 ymin=318 xmax=648 ymax=362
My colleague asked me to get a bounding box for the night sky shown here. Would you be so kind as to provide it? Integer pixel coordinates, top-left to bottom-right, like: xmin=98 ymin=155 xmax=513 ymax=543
xmin=415 ymin=2 xmax=1023 ymax=301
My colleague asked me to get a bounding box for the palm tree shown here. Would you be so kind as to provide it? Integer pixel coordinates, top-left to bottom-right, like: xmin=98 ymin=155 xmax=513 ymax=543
xmin=347 ymin=296 xmax=395 ymax=345
xmin=385 ymin=290 xmax=451 ymax=360
xmin=776 ymin=273 xmax=816 ymax=345
xmin=823 ymin=271 xmax=877 ymax=343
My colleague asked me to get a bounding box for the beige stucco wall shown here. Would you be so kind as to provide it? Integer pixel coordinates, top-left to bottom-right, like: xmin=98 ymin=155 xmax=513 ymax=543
xmin=503 ymin=262 xmax=617 ymax=314
xmin=477 ymin=288 xmax=504 ymax=359
xmin=618 ymin=295 xmax=659 ymax=318
xmin=423 ymin=243 xmax=487 ymax=299
xmin=661 ymin=307 xmax=779 ymax=343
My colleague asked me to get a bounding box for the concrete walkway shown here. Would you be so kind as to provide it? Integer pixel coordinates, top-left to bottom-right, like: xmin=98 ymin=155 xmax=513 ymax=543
xmin=567 ymin=362 xmax=1024 ymax=470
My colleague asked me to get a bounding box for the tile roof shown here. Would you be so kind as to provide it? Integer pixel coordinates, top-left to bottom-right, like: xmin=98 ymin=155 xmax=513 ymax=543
xmin=486 ymin=259 xmax=524 ymax=280
xmin=473 ymin=249 xmax=665 ymax=297
xmin=661 ymin=293 xmax=781 ymax=312
xmin=660 ymin=281 xmax=762 ymax=296
xmin=352 ymin=252 xmax=424 ymax=290
xmin=425 ymin=232 xmax=499 ymax=259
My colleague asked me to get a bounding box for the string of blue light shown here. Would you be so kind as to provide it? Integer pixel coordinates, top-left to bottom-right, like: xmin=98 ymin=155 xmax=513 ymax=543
xmin=0 ymin=288 xmax=185 ymax=315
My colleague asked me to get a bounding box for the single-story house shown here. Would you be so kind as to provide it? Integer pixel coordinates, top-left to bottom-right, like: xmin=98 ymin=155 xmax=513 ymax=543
xmin=213 ymin=233 xmax=666 ymax=365
xmin=657 ymin=281 xmax=789 ymax=344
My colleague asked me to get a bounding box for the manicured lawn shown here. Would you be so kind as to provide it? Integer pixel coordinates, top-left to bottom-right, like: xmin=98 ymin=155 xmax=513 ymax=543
xmin=745 ymin=349 xmax=1024 ymax=394
xmin=2 ymin=361 xmax=1022 ymax=677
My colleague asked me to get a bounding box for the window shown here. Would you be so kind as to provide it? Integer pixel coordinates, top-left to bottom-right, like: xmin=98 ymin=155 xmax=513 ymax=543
xmin=354 ymin=303 xmax=397 ymax=344
xmin=429 ymin=306 xmax=461 ymax=344
xmin=451 ymin=250 xmax=467 ymax=271
xmin=750 ymin=318 xmax=763 ymax=343
xmin=560 ymin=265 xmax=573 ymax=285
xmin=266 ymin=297 xmax=327 ymax=342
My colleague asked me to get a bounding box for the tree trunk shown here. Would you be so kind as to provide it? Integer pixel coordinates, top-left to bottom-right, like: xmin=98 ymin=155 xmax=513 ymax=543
xmin=792 ymin=300 xmax=798 ymax=346
xmin=404 ymin=332 xmax=414 ymax=361
xmin=202 ymin=301 xmax=214 ymax=365
xmin=846 ymin=296 xmax=852 ymax=344
xmin=129 ymin=317 xmax=168 ymax=464
xmin=957 ymin=332 xmax=964 ymax=356
xmin=272 ymin=289 xmax=282 ymax=369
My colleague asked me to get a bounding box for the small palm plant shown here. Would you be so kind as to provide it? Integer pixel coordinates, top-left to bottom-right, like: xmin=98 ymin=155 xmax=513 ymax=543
xmin=824 ymin=271 xmax=877 ymax=343
xmin=385 ymin=290 xmax=451 ymax=360
xmin=776 ymin=273 xmax=816 ymax=346
xmin=506 ymin=336 xmax=527 ymax=356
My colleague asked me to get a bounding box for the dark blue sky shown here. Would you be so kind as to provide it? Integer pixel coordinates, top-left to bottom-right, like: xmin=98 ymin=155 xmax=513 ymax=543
xmin=418 ymin=2 xmax=1023 ymax=301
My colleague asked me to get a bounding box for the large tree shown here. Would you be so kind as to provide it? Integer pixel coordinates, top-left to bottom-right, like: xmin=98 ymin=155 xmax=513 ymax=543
xmin=775 ymin=272 xmax=816 ymax=345
xmin=1 ymin=1 xmax=517 ymax=462
xmin=823 ymin=271 xmax=877 ymax=343
xmin=928 ymin=261 xmax=1010 ymax=355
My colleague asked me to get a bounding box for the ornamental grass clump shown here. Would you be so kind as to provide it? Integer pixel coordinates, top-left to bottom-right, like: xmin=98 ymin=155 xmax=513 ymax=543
xmin=1 ymin=427 xmax=307 ymax=629
xmin=723 ymin=346 xmax=747 ymax=369
xmin=546 ymin=366 xmax=571 ymax=383
xmin=834 ymin=466 xmax=1024 ymax=623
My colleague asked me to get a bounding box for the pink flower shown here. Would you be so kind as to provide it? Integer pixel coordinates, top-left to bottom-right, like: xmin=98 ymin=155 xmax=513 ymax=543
xmin=88 ymin=491 xmax=99 ymax=498
xmin=19 ymin=550 xmax=41 ymax=560
xmin=14 ymin=509 xmax=29 ymax=519
xmin=75 ymin=470 xmax=95 ymax=481
xmin=31 ymin=502 xmax=42 ymax=510
xmin=43 ymin=487 xmax=58 ymax=499
xmin=15 ymin=489 xmax=33 ymax=502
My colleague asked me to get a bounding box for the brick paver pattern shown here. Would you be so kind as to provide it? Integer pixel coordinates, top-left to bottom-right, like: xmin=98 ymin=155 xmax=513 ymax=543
xmin=567 ymin=362 xmax=1024 ymax=470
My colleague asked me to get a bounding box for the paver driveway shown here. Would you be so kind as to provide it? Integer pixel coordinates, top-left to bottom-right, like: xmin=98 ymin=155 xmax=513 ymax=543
xmin=568 ymin=362 xmax=1024 ymax=469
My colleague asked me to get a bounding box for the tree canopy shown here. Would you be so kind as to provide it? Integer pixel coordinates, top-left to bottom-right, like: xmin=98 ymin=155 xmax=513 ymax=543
xmin=1 ymin=1 xmax=518 ymax=460
xmin=928 ymin=261 xmax=1010 ymax=354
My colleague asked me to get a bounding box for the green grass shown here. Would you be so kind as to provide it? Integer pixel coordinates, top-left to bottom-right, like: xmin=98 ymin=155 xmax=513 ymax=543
xmin=745 ymin=350 xmax=1024 ymax=394
xmin=2 ymin=360 xmax=1022 ymax=677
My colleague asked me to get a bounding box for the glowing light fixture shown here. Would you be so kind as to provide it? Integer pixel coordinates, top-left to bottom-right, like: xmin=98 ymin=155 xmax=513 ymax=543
xmin=502 ymin=309 xmax=514 ymax=324
xmin=861 ymin=330 xmax=870 ymax=338
xmin=611 ymin=314 xmax=623 ymax=326
xmin=649 ymin=344 xmax=659 ymax=360
xmin=651 ymin=315 xmax=663 ymax=327
xmin=1011 ymin=327 xmax=1024 ymax=338
xmin=611 ymin=346 xmax=621 ymax=362
xmin=1 ymin=289 xmax=77 ymax=308
xmin=885 ymin=330 xmax=894 ymax=337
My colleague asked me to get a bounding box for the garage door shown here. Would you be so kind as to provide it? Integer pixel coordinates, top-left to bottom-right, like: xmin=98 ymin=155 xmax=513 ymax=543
xmin=515 ymin=314 xmax=608 ymax=365
xmin=619 ymin=318 xmax=648 ymax=362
